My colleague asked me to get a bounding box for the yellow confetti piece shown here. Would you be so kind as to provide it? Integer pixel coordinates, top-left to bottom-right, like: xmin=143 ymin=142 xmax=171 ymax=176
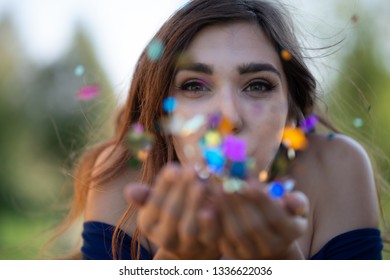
xmin=282 ymin=127 xmax=308 ymax=150
xmin=204 ymin=130 xmax=222 ymax=147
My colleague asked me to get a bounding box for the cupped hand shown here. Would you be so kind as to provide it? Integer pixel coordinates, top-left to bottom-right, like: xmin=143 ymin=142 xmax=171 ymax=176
xmin=215 ymin=179 xmax=309 ymax=259
xmin=125 ymin=163 xmax=221 ymax=259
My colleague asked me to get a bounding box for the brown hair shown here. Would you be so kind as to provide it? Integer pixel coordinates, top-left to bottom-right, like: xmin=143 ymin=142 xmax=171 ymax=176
xmin=62 ymin=0 xmax=324 ymax=259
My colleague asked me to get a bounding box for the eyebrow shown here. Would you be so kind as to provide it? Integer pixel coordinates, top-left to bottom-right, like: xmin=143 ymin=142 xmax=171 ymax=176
xmin=176 ymin=63 xmax=213 ymax=75
xmin=176 ymin=62 xmax=281 ymax=77
xmin=238 ymin=63 xmax=281 ymax=77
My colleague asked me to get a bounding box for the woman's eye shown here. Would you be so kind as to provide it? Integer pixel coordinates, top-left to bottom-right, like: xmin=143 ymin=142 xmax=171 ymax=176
xmin=243 ymin=80 xmax=275 ymax=93
xmin=180 ymin=80 xmax=210 ymax=92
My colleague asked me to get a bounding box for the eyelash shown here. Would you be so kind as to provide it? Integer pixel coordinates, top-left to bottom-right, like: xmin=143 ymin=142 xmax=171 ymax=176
xmin=176 ymin=78 xmax=277 ymax=97
xmin=177 ymin=80 xmax=210 ymax=96
xmin=242 ymin=79 xmax=277 ymax=95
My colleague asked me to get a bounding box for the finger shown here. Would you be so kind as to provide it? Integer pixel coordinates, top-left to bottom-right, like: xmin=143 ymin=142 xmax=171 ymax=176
xmin=219 ymin=238 xmax=239 ymax=259
xmin=157 ymin=167 xmax=192 ymax=250
xmin=246 ymin=187 xmax=304 ymax=241
xmin=198 ymin=204 xmax=220 ymax=244
xmin=178 ymin=170 xmax=204 ymax=251
xmin=137 ymin=164 xmax=180 ymax=235
xmin=216 ymin=192 xmax=256 ymax=259
xmin=283 ymin=191 xmax=310 ymax=217
xmin=231 ymin=192 xmax=278 ymax=258
xmin=283 ymin=192 xmax=309 ymax=236
xmin=123 ymin=183 xmax=150 ymax=207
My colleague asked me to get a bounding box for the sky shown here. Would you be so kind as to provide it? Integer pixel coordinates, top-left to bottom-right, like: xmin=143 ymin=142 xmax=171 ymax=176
xmin=0 ymin=0 xmax=388 ymax=102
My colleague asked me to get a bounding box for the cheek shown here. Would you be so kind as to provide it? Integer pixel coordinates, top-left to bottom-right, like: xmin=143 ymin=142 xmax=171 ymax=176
xmin=249 ymin=101 xmax=288 ymax=133
xmin=248 ymin=102 xmax=288 ymax=169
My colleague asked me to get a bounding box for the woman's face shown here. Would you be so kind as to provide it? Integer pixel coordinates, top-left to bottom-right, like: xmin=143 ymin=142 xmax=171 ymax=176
xmin=170 ymin=22 xmax=289 ymax=173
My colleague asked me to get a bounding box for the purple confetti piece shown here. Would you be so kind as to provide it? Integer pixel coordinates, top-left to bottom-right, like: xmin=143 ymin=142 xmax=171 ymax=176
xmin=299 ymin=114 xmax=318 ymax=133
xmin=222 ymin=135 xmax=247 ymax=162
xmin=208 ymin=112 xmax=222 ymax=129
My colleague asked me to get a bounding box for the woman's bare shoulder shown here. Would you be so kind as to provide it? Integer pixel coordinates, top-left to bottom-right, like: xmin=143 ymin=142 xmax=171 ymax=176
xmin=300 ymin=133 xmax=380 ymax=255
xmin=84 ymin=144 xmax=140 ymax=226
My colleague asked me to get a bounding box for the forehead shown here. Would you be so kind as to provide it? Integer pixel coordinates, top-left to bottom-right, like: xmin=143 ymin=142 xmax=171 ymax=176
xmin=185 ymin=22 xmax=282 ymax=68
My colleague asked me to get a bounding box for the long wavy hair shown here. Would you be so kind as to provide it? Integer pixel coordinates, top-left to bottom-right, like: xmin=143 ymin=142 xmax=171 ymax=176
xmin=58 ymin=0 xmax=335 ymax=259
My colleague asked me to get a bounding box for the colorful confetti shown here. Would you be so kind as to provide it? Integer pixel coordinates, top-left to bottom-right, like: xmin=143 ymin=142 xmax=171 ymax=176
xmin=74 ymin=65 xmax=85 ymax=76
xmin=268 ymin=181 xmax=285 ymax=198
xmin=229 ymin=161 xmax=247 ymax=179
xmin=218 ymin=116 xmax=234 ymax=135
xmin=76 ymin=85 xmax=100 ymax=101
xmin=222 ymin=135 xmax=247 ymax=162
xmin=258 ymin=170 xmax=269 ymax=182
xmin=299 ymin=114 xmax=319 ymax=133
xmin=280 ymin=49 xmax=292 ymax=61
xmin=204 ymin=148 xmax=226 ymax=174
xmin=268 ymin=179 xmax=295 ymax=199
xmin=282 ymin=127 xmax=308 ymax=150
xmin=147 ymin=39 xmax=165 ymax=61
xmin=223 ymin=177 xmax=245 ymax=193
xmin=353 ymin=118 xmax=364 ymax=128
xmin=163 ymin=97 xmax=177 ymax=113
xmin=327 ymin=132 xmax=335 ymax=140
xmin=208 ymin=113 xmax=222 ymax=129
xmin=181 ymin=115 xmax=206 ymax=136
xmin=126 ymin=123 xmax=155 ymax=164
xmin=204 ymin=130 xmax=222 ymax=147
xmin=156 ymin=92 xmax=320 ymax=196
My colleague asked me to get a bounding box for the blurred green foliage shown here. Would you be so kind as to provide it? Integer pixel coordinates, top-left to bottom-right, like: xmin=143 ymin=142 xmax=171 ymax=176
xmin=326 ymin=15 xmax=390 ymax=259
xmin=0 ymin=15 xmax=116 ymax=259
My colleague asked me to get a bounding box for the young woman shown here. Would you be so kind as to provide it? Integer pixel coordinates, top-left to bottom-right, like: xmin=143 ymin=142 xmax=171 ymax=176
xmin=69 ymin=0 xmax=383 ymax=259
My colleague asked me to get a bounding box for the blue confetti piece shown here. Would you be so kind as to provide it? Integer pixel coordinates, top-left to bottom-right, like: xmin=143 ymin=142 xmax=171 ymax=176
xmin=74 ymin=65 xmax=85 ymax=76
xmin=229 ymin=161 xmax=247 ymax=179
xmin=163 ymin=97 xmax=177 ymax=113
xmin=327 ymin=132 xmax=335 ymax=140
xmin=204 ymin=148 xmax=225 ymax=173
xmin=353 ymin=118 xmax=364 ymax=128
xmin=147 ymin=39 xmax=165 ymax=61
xmin=268 ymin=181 xmax=285 ymax=199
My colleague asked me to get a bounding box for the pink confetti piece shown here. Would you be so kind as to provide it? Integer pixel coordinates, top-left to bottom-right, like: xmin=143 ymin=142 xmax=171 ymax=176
xmin=133 ymin=123 xmax=144 ymax=134
xmin=76 ymin=85 xmax=100 ymax=101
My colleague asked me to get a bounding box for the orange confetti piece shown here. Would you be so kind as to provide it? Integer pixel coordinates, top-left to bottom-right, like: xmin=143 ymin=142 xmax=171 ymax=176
xmin=219 ymin=116 xmax=234 ymax=135
xmin=282 ymin=127 xmax=308 ymax=150
xmin=281 ymin=49 xmax=292 ymax=61
xmin=259 ymin=170 xmax=269 ymax=182
xmin=137 ymin=150 xmax=149 ymax=162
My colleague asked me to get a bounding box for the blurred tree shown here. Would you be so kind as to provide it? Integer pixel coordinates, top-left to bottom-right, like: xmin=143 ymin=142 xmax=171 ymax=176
xmin=325 ymin=13 xmax=390 ymax=258
xmin=0 ymin=15 xmax=116 ymax=259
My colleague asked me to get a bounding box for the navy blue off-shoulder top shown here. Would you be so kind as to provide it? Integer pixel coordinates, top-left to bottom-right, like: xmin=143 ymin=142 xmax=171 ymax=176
xmin=81 ymin=221 xmax=383 ymax=260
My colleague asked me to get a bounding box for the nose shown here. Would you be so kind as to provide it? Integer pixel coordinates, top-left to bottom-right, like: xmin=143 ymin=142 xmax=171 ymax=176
xmin=217 ymin=89 xmax=243 ymax=134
